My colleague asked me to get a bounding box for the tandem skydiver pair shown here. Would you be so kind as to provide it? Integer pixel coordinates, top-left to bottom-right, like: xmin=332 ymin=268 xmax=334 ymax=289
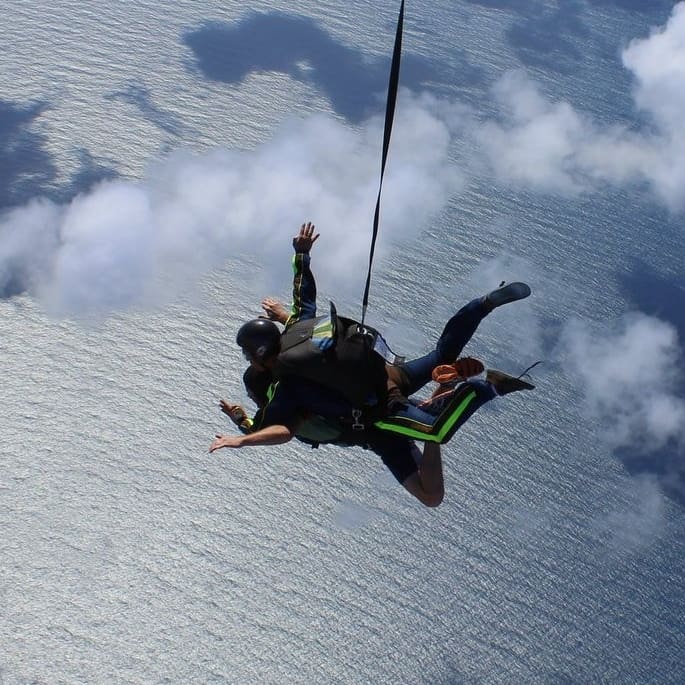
xmin=209 ymin=222 xmax=536 ymax=507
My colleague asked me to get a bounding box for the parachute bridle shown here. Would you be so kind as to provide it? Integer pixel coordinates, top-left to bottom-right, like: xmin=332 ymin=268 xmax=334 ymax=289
xmin=360 ymin=0 xmax=405 ymax=328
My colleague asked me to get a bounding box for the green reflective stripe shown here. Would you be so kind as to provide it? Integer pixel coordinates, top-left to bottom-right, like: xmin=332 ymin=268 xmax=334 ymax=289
xmin=312 ymin=318 xmax=334 ymax=338
xmin=288 ymin=254 xmax=304 ymax=324
xmin=252 ymin=381 xmax=279 ymax=432
xmin=374 ymin=390 xmax=477 ymax=443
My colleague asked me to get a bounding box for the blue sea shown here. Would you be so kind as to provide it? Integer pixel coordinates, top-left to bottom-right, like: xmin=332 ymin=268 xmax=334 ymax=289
xmin=1 ymin=1 xmax=684 ymax=683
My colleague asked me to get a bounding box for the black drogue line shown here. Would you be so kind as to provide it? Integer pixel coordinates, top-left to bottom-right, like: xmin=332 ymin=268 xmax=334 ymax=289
xmin=518 ymin=361 xmax=543 ymax=380
xmin=360 ymin=0 xmax=405 ymax=328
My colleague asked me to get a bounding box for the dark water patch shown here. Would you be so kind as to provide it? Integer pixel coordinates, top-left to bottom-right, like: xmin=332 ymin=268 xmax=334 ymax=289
xmin=505 ymin=0 xmax=588 ymax=75
xmin=106 ymin=83 xmax=188 ymax=137
xmin=59 ymin=149 xmax=119 ymax=201
xmin=616 ymin=443 xmax=685 ymax=508
xmin=617 ymin=258 xmax=685 ymax=507
xmin=0 ymin=147 xmax=117 ymax=300
xmin=462 ymin=0 xmax=523 ymax=9
xmin=183 ymin=12 xmax=482 ymax=123
xmin=0 ymin=98 xmax=56 ymax=299
xmin=588 ymin=0 xmax=673 ymax=13
xmin=0 ymin=99 xmax=56 ymax=209
xmin=618 ymin=258 xmax=685 ymax=361
xmin=0 ymin=270 xmax=29 ymax=299
xmin=615 ymin=260 xmax=685 ymax=506
xmin=538 ymin=316 xmax=566 ymax=362
xmin=1 ymin=98 xmax=118 ymax=211
xmin=545 ymin=673 xmax=584 ymax=685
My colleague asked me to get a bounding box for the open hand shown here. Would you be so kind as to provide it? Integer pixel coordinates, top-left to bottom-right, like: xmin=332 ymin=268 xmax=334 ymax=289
xmin=292 ymin=221 xmax=319 ymax=253
xmin=209 ymin=434 xmax=244 ymax=452
xmin=260 ymin=297 xmax=289 ymax=324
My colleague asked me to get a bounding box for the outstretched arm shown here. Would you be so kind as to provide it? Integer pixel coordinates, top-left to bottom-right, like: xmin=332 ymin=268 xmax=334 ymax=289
xmin=209 ymin=423 xmax=295 ymax=452
xmin=288 ymin=221 xmax=319 ymax=325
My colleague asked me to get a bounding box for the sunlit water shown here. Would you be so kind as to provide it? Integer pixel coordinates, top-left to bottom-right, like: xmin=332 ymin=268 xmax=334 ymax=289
xmin=2 ymin=1 xmax=684 ymax=684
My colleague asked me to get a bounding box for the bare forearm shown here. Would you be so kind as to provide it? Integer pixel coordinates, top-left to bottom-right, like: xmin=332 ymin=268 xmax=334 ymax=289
xmin=210 ymin=424 xmax=294 ymax=452
xmin=238 ymin=424 xmax=294 ymax=446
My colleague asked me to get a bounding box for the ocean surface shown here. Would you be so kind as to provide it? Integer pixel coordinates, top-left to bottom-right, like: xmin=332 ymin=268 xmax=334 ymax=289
xmin=1 ymin=1 xmax=684 ymax=683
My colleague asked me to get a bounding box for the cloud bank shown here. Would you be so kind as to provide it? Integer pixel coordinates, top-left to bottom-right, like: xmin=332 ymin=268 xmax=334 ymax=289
xmin=477 ymin=2 xmax=685 ymax=211
xmin=594 ymin=475 xmax=666 ymax=555
xmin=4 ymin=6 xmax=684 ymax=320
xmin=560 ymin=311 xmax=683 ymax=544
xmin=560 ymin=313 xmax=685 ymax=451
xmin=0 ymin=92 xmax=463 ymax=317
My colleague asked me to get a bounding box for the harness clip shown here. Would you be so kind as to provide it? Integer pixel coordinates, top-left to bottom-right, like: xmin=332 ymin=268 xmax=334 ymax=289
xmin=351 ymin=409 xmax=365 ymax=431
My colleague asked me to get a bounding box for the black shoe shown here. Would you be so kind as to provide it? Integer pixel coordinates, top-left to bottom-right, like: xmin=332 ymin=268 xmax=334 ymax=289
xmin=486 ymin=369 xmax=535 ymax=395
xmin=484 ymin=282 xmax=531 ymax=310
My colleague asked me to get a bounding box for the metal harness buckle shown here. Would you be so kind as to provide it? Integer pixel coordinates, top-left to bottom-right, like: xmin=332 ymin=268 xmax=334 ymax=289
xmin=351 ymin=409 xmax=365 ymax=431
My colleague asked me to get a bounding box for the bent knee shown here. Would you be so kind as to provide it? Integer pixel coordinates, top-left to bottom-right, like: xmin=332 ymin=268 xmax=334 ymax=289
xmin=401 ymin=472 xmax=444 ymax=507
xmin=419 ymin=490 xmax=444 ymax=508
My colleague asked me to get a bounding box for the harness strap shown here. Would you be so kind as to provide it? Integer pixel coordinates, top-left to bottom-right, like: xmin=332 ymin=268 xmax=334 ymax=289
xmin=374 ymin=388 xmax=478 ymax=444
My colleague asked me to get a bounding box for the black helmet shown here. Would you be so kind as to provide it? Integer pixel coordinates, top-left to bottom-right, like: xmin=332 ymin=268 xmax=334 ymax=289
xmin=236 ymin=319 xmax=281 ymax=362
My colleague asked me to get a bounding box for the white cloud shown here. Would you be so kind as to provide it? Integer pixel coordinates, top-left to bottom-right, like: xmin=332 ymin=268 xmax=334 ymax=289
xmin=42 ymin=183 xmax=155 ymax=314
xmin=559 ymin=313 xmax=685 ymax=450
xmin=476 ymin=2 xmax=685 ymax=211
xmin=477 ymin=71 xmax=590 ymax=193
xmin=594 ymin=476 xmax=666 ymax=555
xmin=0 ymin=199 xmax=62 ymax=295
xmin=6 ymin=5 xmax=683 ymax=322
xmin=623 ymin=2 xmax=685 ymax=133
xmin=0 ymin=91 xmax=464 ymax=318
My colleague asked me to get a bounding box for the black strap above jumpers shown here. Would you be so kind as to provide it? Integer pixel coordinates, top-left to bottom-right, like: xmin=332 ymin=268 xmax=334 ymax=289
xmin=361 ymin=0 xmax=405 ymax=328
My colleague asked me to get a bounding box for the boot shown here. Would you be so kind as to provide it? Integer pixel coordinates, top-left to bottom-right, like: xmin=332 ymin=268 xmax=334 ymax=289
xmin=483 ymin=282 xmax=531 ymax=311
xmin=485 ymin=369 xmax=535 ymax=395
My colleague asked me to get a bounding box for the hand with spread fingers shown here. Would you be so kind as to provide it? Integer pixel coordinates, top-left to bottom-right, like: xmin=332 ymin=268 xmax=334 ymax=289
xmin=209 ymin=434 xmax=244 ymax=452
xmin=260 ymin=297 xmax=289 ymax=324
xmin=292 ymin=221 xmax=319 ymax=253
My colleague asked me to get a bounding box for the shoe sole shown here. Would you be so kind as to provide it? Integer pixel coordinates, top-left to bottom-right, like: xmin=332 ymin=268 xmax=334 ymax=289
xmin=487 ymin=282 xmax=531 ymax=308
xmin=486 ymin=369 xmax=535 ymax=392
